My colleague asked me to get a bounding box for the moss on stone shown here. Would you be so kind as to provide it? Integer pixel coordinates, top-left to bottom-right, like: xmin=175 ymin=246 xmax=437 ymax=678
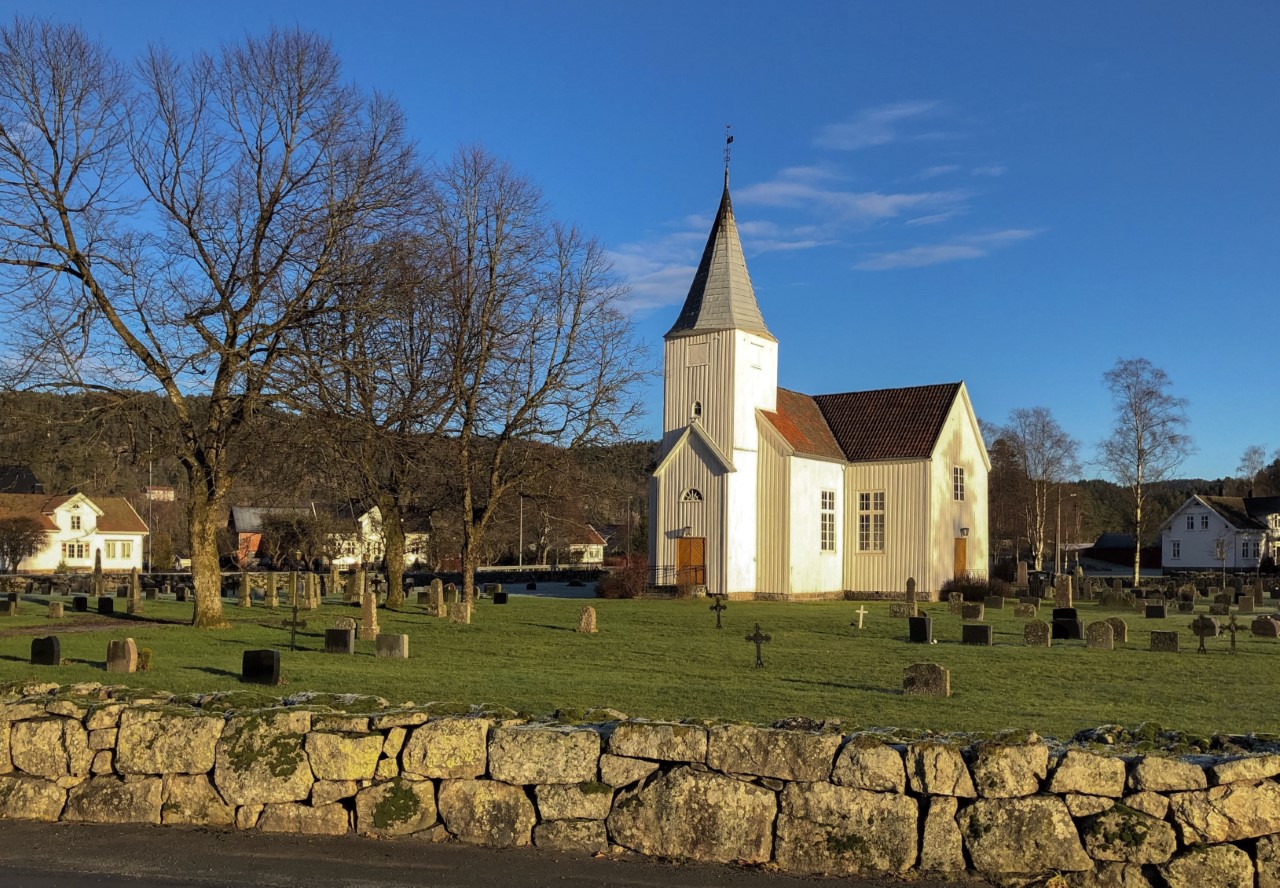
xmin=578 ymin=781 xmax=613 ymax=796
xmin=223 ymin=716 xmax=305 ymax=777
xmin=371 ymin=779 xmax=421 ymax=829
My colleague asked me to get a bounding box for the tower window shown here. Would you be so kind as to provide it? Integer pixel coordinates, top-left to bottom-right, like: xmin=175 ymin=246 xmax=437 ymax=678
xmin=681 ymin=489 xmax=703 ymax=503
xmin=691 ymin=401 xmax=702 ymax=420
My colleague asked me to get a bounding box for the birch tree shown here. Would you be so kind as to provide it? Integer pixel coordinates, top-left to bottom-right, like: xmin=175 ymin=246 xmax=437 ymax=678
xmin=0 ymin=20 xmax=418 ymax=626
xmin=1001 ymin=407 xmax=1080 ymax=571
xmin=1098 ymin=358 xmax=1192 ymax=587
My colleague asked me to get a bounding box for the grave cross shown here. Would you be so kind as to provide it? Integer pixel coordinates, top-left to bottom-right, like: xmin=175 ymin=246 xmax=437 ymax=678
xmin=282 ymin=598 xmax=308 ymax=652
xmin=1227 ymin=615 xmax=1239 ymax=654
xmin=852 ymin=605 xmax=868 ymax=630
xmin=709 ymin=595 xmax=727 ymax=629
xmin=1190 ymin=615 xmax=1218 ymax=654
xmin=745 ymin=623 xmax=771 ymax=668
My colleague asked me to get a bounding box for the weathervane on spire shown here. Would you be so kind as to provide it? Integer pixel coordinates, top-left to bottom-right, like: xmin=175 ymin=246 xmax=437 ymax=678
xmin=724 ymin=124 xmax=734 ymax=186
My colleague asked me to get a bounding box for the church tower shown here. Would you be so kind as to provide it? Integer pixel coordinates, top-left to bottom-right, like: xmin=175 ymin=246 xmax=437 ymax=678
xmin=649 ymin=172 xmax=778 ymax=597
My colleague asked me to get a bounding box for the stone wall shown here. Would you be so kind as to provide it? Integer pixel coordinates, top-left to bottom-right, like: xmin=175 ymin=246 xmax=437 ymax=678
xmin=2 ymin=682 xmax=1278 ymax=887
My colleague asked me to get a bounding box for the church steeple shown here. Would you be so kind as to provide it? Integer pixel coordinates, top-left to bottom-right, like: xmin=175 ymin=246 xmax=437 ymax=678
xmin=664 ymin=181 xmax=774 ymax=341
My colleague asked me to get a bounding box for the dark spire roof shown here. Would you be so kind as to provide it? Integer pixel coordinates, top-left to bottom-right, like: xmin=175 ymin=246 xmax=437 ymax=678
xmin=665 ymin=183 xmax=773 ymax=341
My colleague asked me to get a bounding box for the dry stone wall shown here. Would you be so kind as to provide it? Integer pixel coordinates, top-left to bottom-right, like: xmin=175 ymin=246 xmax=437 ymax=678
xmin=3 ymin=682 xmax=1280 ymax=885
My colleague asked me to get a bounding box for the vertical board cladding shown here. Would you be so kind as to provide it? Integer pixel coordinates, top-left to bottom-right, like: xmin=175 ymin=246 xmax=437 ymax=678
xmin=755 ymin=421 xmax=791 ymax=596
xmin=725 ymin=449 xmax=757 ymax=596
xmin=663 ymin=334 xmax=735 ymax=459
xmin=843 ymin=460 xmax=930 ymax=596
xmin=927 ymin=392 xmax=990 ymax=589
xmin=651 ymin=434 xmax=728 ymax=595
xmin=787 ymin=457 xmax=845 ymax=595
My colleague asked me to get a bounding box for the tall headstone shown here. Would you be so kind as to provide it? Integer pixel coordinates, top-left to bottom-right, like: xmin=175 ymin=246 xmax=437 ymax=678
xmin=358 ymin=589 xmax=380 ymax=641
xmin=129 ymin=567 xmax=142 ymax=601
xmin=48 ymin=602 xmax=64 ymax=619
xmin=577 ymin=606 xmax=598 ymax=634
xmin=127 ymin=596 xmax=143 ymax=616
xmin=92 ymin=549 xmax=105 ymax=598
xmin=430 ymin=583 xmax=445 ymax=618
xmin=329 ymin=566 xmax=340 ymax=601
xmin=1055 ymin=575 xmax=1073 ymax=608
xmin=908 ymin=614 xmax=932 ymax=644
xmin=1016 ymin=561 xmax=1029 ymax=589
xmin=238 ymin=571 xmax=251 ymax=608
xmin=106 ymin=638 xmax=138 ymax=673
xmin=903 ymin=577 xmax=918 ymax=615
xmin=345 ymin=570 xmax=360 ymax=604
xmin=264 ymin=572 xmax=279 ymax=609
xmin=289 ymin=571 xmax=300 ymax=608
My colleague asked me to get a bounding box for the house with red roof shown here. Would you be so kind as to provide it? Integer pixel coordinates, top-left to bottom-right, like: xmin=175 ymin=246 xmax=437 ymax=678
xmin=649 ymin=172 xmax=989 ymax=599
xmin=0 ymin=492 xmax=148 ymax=572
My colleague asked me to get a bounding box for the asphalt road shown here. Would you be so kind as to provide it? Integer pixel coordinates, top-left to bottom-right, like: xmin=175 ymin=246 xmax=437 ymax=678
xmin=0 ymin=822 xmax=987 ymax=887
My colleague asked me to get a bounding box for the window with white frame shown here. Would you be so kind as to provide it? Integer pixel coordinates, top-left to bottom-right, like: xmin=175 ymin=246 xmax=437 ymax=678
xmin=105 ymin=541 xmax=117 ymax=559
xmin=953 ymin=467 xmax=965 ymax=501
xmin=122 ymin=541 xmax=132 ymax=559
xmin=70 ymin=514 xmax=81 ymax=530
xmin=1186 ymin=515 xmax=1194 ymax=530
xmin=1171 ymin=540 xmax=1181 ymax=559
xmin=858 ymin=491 xmax=885 ymax=552
xmin=820 ymin=490 xmax=836 ymax=552
xmin=60 ymin=541 xmax=88 ymax=560
xmin=1201 ymin=514 xmax=1209 ymax=530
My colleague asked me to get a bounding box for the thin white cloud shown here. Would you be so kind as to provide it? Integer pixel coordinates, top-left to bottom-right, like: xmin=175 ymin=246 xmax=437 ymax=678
xmin=736 ymin=171 xmax=970 ymax=224
xmin=916 ymin=164 xmax=961 ymax=180
xmin=855 ymin=229 xmax=1039 ymax=271
xmin=905 ymin=211 xmax=961 ymax=226
xmin=971 ymin=164 xmax=1007 ymax=177
xmin=815 ymin=100 xmax=943 ymax=150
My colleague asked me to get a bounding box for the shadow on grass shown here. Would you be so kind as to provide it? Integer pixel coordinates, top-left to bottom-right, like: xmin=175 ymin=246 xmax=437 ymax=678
xmin=66 ymin=659 xmax=106 ymax=669
xmin=780 ymin=677 xmax=900 ymax=695
xmin=0 ymin=654 xmax=27 ymax=663
xmin=186 ymin=666 xmax=240 ymax=679
xmin=519 ymin=623 xmax=575 ymax=632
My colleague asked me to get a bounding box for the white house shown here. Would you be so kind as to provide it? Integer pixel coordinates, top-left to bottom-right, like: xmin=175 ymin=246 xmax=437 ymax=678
xmin=648 ymin=174 xmax=989 ymax=599
xmin=0 ymin=492 xmax=148 ymax=572
xmin=566 ymin=524 xmax=607 ymax=566
xmin=1160 ymin=494 xmax=1280 ymax=571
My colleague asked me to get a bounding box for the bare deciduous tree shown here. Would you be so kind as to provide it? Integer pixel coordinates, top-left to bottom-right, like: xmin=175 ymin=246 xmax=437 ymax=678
xmin=428 ymin=147 xmax=648 ymax=603
xmin=1238 ymin=445 xmax=1267 ymax=495
xmin=1000 ymin=407 xmax=1081 ymax=571
xmin=1098 ymin=358 xmax=1192 ymax=587
xmin=0 ymin=20 xmax=418 ymax=626
xmin=0 ymin=516 xmax=45 ymax=572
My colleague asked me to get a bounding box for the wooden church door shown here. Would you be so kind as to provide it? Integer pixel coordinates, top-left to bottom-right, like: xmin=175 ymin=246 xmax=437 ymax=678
xmin=953 ymin=537 xmax=967 ymax=579
xmin=676 ymin=537 xmax=706 ymax=585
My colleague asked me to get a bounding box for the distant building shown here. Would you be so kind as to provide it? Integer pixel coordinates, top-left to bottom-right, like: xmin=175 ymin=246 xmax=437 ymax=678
xmin=228 ymin=503 xmax=430 ymax=568
xmin=143 ymin=485 xmax=175 ymax=502
xmin=566 ymin=524 xmax=607 ymax=566
xmin=0 ymin=492 xmax=147 ymax=572
xmin=1160 ymin=494 xmax=1280 ymax=571
xmin=648 ymin=173 xmax=989 ymax=599
xmin=0 ymin=465 xmax=44 ymax=495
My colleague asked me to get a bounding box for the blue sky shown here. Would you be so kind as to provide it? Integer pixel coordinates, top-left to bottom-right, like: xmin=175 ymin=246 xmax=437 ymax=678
xmin=28 ymin=1 xmax=1280 ymax=480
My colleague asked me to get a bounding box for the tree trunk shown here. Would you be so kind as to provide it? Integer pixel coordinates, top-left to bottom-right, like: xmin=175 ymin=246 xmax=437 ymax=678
xmin=187 ymin=492 xmax=228 ymax=628
xmin=380 ymin=495 xmax=406 ymax=609
xmin=1132 ymin=498 xmax=1143 ymax=589
xmin=460 ymin=518 xmax=478 ymax=605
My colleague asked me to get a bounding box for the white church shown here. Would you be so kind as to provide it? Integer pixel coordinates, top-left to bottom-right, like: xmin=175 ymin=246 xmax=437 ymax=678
xmin=648 ymin=175 xmax=989 ymax=600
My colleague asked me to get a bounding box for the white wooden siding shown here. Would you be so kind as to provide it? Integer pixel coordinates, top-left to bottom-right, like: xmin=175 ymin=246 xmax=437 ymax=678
xmin=755 ymin=419 xmax=791 ymax=595
xmin=788 ymin=456 xmax=844 ymax=594
xmin=843 ymin=460 xmax=931 ymax=595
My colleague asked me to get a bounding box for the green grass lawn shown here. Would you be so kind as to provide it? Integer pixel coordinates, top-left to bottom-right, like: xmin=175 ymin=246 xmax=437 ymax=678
xmin=0 ymin=594 xmax=1273 ymax=739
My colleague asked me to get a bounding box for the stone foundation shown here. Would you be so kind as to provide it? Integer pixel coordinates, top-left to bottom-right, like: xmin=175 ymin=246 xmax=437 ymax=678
xmin=2 ymin=681 xmax=1278 ymax=885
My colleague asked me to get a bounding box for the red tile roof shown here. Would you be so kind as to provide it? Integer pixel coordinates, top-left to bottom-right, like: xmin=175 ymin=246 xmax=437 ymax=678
xmin=0 ymin=494 xmax=148 ymax=534
xmin=761 ymin=389 xmax=846 ymax=460
xmin=812 ymin=383 xmax=962 ymax=462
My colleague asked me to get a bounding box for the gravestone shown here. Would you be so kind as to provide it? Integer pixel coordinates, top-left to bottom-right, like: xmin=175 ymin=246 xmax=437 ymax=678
xmin=1112 ymin=578 xmax=1124 ymax=596
xmin=1013 ymin=603 xmax=1038 ymax=618
xmin=1238 ymin=597 xmax=1255 ymax=614
xmin=1149 ymin=630 xmax=1179 ymax=653
xmin=1 ymin=600 xmax=14 ymax=617
xmin=127 ymin=597 xmax=143 ymax=616
xmin=344 ymin=571 xmax=360 ymax=604
xmin=1023 ymin=619 xmax=1051 ymax=647
xmin=241 ymin=649 xmax=280 ymax=685
xmin=1105 ymin=617 xmax=1128 ymax=643
xmin=430 ymin=577 xmax=444 ymax=603
xmin=493 ymin=590 xmax=509 ymax=605
xmin=577 ymin=606 xmax=598 ymax=634
xmin=1226 ymin=615 xmax=1240 ymax=653
xmin=376 ymin=634 xmax=409 ymax=659
xmin=175 ymin=586 xmax=188 ymax=602
xmin=908 ymin=615 xmax=933 ymax=644
xmin=116 ymin=584 xmax=128 ymax=598
xmin=1019 ymin=597 xmax=1039 ymax=606
xmin=145 ymin=585 xmax=157 ymax=601
xmin=31 ymin=636 xmax=60 ymax=666
xmin=851 ymin=605 xmax=868 ymax=630
xmin=444 ymin=583 xmax=459 ymax=604
xmin=429 ymin=585 xmax=445 ymax=617
xmin=1051 ymin=606 xmax=1083 ymax=640
xmin=1251 ymin=615 xmax=1280 ymax=638
xmin=1085 ymin=621 xmax=1114 ymax=650
xmin=48 ymin=602 xmax=64 ymax=619
xmin=1055 ymin=576 xmax=1073 ymax=608
xmin=448 ymin=601 xmax=471 ymax=624
xmin=1255 ymin=578 xmax=1266 ymax=606
xmin=961 ymin=603 xmax=985 ymax=621
xmin=1190 ymin=614 xmax=1220 ymax=654
xmin=238 ymin=572 xmax=251 ymax=608
xmin=98 ymin=597 xmax=115 ymax=616
xmin=483 ymin=583 xmax=502 ymax=600
xmin=948 ymin=596 xmax=966 ymax=616
xmin=745 ymin=623 xmax=771 ymax=667
xmin=709 ymin=595 xmax=727 ymax=629
xmin=416 ymin=586 xmax=429 ymax=604
xmin=1234 ymin=576 xmax=1245 ymax=598
xmin=73 ymin=595 xmax=89 ymax=612
xmin=903 ymin=663 xmax=950 ymax=697
xmin=906 ymin=576 xmax=918 ymax=608
xmin=526 ymin=581 xmax=537 ymax=590
xmin=984 ymin=595 xmax=1005 ymax=610
xmin=1016 ymin=561 xmax=1029 ymax=588
xmin=1212 ymin=589 xmax=1229 ymax=605
xmin=333 ymin=616 xmax=356 ymax=630
xmin=106 ymin=638 xmax=138 ymax=673
xmin=1177 ymin=600 xmax=1195 ymax=613
xmin=1208 ymin=602 xmax=1231 ymax=616
xmin=1145 ymin=603 xmax=1168 ymax=619
xmin=962 ymin=623 xmax=994 ymax=645
xmin=888 ymin=603 xmax=915 ymax=618
xmin=359 ymin=590 xmax=380 ymax=641
xmin=324 ymin=628 xmax=356 ymax=654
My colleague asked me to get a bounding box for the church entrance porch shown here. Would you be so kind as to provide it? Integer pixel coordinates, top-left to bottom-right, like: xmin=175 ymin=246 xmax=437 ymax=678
xmin=676 ymin=537 xmax=706 ymax=586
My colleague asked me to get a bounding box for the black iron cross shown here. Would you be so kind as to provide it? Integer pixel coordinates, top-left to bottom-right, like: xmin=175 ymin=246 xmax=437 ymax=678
xmin=709 ymin=595 xmax=727 ymax=629
xmin=1227 ymin=615 xmax=1239 ymax=654
xmin=745 ymin=623 xmax=771 ymax=668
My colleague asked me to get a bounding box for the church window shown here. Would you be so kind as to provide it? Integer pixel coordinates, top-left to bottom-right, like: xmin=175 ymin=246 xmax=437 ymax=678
xmin=1171 ymin=540 xmax=1181 ymax=559
xmin=952 ymin=467 xmax=965 ymax=502
xmin=687 ymin=343 xmax=709 ymax=366
xmin=1186 ymin=515 xmax=1194 ymax=530
xmin=820 ymin=490 xmax=836 ymax=552
xmin=858 ymin=492 xmax=885 ymax=552
xmin=681 ymin=489 xmax=703 ymax=503
xmin=691 ymin=401 xmax=702 ymax=420
xmin=1201 ymin=514 xmax=1209 ymax=530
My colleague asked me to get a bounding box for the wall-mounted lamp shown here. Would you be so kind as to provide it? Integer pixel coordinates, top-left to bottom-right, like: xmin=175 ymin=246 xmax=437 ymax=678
xmin=678 ymin=526 xmax=692 ymax=537
xmin=960 ymin=527 xmax=970 ymax=538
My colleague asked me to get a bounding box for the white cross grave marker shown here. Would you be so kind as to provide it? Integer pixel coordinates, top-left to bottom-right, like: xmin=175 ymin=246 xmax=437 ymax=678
xmin=855 ymin=605 xmax=868 ymax=630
